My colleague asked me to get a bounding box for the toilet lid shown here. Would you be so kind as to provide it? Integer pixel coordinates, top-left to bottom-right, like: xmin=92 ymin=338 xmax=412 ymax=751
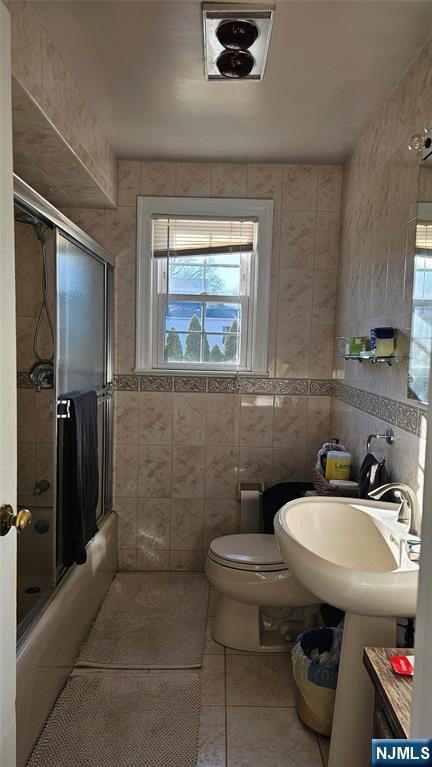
xmin=209 ymin=534 xmax=287 ymax=571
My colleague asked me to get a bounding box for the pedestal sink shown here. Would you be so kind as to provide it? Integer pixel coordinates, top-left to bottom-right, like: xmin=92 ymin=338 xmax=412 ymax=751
xmin=274 ymin=497 xmax=419 ymax=767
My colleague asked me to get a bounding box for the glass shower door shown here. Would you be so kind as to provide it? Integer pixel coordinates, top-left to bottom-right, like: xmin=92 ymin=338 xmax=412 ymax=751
xmin=56 ymin=232 xmax=112 ymax=574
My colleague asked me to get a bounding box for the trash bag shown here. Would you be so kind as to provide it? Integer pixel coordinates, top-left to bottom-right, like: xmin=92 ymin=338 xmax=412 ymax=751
xmin=291 ymin=626 xmax=342 ymax=736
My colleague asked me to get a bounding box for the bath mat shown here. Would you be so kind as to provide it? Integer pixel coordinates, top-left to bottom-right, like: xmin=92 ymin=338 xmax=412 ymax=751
xmin=76 ymin=572 xmax=209 ymax=669
xmin=27 ymin=669 xmax=200 ymax=767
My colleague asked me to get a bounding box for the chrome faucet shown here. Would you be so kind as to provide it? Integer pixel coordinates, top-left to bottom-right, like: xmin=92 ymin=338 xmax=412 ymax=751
xmin=368 ymin=483 xmax=417 ymax=533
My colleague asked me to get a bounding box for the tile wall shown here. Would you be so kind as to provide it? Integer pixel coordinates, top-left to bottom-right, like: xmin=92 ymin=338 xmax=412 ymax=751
xmin=330 ymin=35 xmax=432 ymax=532
xmin=5 ymin=0 xmax=117 ymax=206
xmin=64 ymin=160 xmax=342 ymax=569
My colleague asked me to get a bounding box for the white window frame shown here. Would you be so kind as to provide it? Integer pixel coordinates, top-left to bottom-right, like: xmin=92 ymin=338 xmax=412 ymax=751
xmin=136 ymin=196 xmax=273 ymax=374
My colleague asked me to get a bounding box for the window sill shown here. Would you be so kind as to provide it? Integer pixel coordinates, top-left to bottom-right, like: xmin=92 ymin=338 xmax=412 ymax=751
xmin=133 ymin=368 xmax=270 ymax=378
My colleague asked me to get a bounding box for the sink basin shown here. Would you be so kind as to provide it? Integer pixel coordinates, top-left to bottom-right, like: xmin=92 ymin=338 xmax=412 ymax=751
xmin=274 ymin=496 xmax=419 ymax=617
xmin=274 ymin=495 xmax=420 ymax=767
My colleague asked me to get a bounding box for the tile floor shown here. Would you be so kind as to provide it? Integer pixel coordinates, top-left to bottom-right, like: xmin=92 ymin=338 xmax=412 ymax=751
xmin=198 ymin=588 xmax=330 ymax=767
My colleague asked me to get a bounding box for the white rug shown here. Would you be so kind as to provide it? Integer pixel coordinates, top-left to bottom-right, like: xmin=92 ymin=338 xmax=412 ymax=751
xmin=76 ymin=572 xmax=209 ymax=669
xmin=27 ymin=669 xmax=200 ymax=767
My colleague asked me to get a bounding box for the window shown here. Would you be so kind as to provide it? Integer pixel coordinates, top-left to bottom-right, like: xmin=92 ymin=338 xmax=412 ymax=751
xmin=136 ymin=197 xmax=273 ymax=373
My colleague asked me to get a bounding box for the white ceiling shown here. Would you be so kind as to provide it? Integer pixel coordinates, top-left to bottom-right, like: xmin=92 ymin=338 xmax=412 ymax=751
xmin=33 ymin=0 xmax=432 ymax=163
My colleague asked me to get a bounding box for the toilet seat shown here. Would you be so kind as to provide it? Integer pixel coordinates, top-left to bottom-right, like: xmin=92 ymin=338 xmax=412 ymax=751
xmin=209 ymin=533 xmax=288 ymax=572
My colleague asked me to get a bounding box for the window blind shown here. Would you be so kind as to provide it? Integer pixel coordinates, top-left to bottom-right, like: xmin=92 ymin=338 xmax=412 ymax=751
xmin=152 ymin=216 xmax=256 ymax=258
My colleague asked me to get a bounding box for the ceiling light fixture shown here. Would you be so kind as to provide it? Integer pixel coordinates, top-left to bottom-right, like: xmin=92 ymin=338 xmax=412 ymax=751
xmin=203 ymin=3 xmax=275 ymax=82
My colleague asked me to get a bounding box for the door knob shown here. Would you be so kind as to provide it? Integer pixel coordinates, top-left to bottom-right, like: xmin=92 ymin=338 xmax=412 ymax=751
xmin=0 ymin=504 xmax=32 ymax=536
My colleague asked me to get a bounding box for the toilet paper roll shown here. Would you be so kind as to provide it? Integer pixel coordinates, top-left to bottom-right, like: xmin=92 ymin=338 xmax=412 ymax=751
xmin=240 ymin=489 xmax=261 ymax=533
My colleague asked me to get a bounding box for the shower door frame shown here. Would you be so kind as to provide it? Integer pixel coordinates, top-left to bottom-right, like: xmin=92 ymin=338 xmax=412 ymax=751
xmin=13 ymin=175 xmax=114 ymax=641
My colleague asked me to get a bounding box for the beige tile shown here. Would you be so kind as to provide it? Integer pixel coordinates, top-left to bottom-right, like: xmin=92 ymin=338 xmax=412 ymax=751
xmin=275 ymin=323 xmax=311 ymax=379
xmin=105 ymin=206 xmax=136 ymax=260
xmin=278 ymin=268 xmax=313 ymax=326
xmin=317 ymin=166 xmax=342 ymax=212
xmin=115 ymin=249 xmax=136 ymax=322
xmin=138 ymin=444 xmax=172 ymax=497
xmin=273 ymin=396 xmax=308 ymax=448
xmin=140 ymin=161 xmax=176 ymax=195
xmin=173 ymin=393 xmax=207 ymax=446
xmin=171 ymin=498 xmax=204 ymax=550
xmin=239 ymin=447 xmax=273 ymax=483
xmin=227 ymin=706 xmax=323 ymax=767
xmin=212 ymin=163 xmax=247 ymax=198
xmin=118 ymin=549 xmax=137 ymax=571
xmin=307 ymin=397 xmax=331 ymax=450
xmin=169 ymin=549 xmax=204 ymax=571
xmin=137 ymin=497 xmax=171 ymax=549
xmin=35 ymin=389 xmax=55 ymax=444
xmin=172 ymin=446 xmax=205 ymax=498
xmin=247 ymin=164 xmax=282 ymax=210
xmin=309 ymin=326 xmax=335 ymax=379
xmin=114 ymin=497 xmax=137 ymax=549
xmin=198 ymin=705 xmax=226 ymax=767
xmin=226 ymin=655 xmax=295 ymax=706
xmin=240 ymin=395 xmax=274 ymax=448
xmin=136 ymin=549 xmax=170 ymax=571
xmin=205 ymin=447 xmax=239 ymax=499
xmin=113 ymin=443 xmax=138 ymax=497
xmin=282 ymin=165 xmax=318 ymax=212
xmin=279 ymin=212 xmax=316 ymax=269
xmin=176 ymin=163 xmax=212 ymax=197
xmin=271 ymin=448 xmax=309 ymax=484
xmin=35 ymin=443 xmax=54 ymax=494
xmin=204 ymin=499 xmax=238 ymax=549
xmin=204 ymin=618 xmax=225 ymax=656
xmin=17 ymin=389 xmax=36 ymax=444
xmin=206 ymin=394 xmax=240 ymax=447
xmin=314 ymin=212 xmax=340 ymax=270
xmin=114 ymin=391 xmax=139 ymax=444
xmin=118 ymin=160 xmax=140 ymax=205
xmin=139 ymin=392 xmax=173 ymax=445
xmin=201 ymin=655 xmax=225 ymax=705
xmin=311 ymin=269 xmax=337 ymax=325
xmin=115 ymin=318 xmax=136 ymax=374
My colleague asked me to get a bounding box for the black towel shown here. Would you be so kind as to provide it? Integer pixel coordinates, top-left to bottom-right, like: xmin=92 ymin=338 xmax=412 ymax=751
xmin=359 ymin=453 xmax=389 ymax=499
xmin=61 ymin=390 xmax=99 ymax=566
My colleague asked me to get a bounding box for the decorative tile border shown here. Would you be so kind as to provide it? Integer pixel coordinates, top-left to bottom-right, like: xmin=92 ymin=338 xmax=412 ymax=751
xmin=310 ymin=379 xmax=335 ymax=396
xmin=139 ymin=375 xmax=173 ymax=392
xmin=174 ymin=376 xmax=207 ymax=392
xmin=110 ymin=373 xmax=427 ymax=437
xmin=113 ymin=374 xmax=139 ymax=391
xmin=240 ymin=377 xmax=274 ymax=394
xmin=207 ymin=377 xmax=240 ymax=393
xmin=274 ymin=378 xmax=309 ymax=395
xmin=337 ymin=382 xmax=425 ymax=436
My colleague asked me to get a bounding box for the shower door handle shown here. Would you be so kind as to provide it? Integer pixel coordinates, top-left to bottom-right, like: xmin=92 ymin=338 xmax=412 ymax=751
xmin=0 ymin=504 xmax=32 ymax=536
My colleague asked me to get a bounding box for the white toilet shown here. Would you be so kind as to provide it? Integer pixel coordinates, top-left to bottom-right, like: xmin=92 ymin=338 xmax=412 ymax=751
xmin=206 ymin=533 xmax=320 ymax=652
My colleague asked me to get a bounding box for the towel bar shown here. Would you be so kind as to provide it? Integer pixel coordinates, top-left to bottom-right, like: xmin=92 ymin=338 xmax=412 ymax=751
xmin=56 ymin=383 xmax=113 ymax=419
xmin=366 ymin=428 xmax=394 ymax=453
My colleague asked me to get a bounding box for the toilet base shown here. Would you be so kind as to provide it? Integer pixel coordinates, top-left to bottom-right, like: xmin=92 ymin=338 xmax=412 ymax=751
xmin=212 ymin=594 xmax=320 ymax=652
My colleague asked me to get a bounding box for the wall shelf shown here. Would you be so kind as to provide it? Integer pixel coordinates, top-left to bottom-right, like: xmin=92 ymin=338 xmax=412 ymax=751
xmin=336 ymin=353 xmax=405 ymax=367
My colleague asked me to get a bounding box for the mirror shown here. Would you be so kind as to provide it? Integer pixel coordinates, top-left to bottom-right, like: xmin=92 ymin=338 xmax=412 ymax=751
xmin=408 ymin=164 xmax=432 ymax=403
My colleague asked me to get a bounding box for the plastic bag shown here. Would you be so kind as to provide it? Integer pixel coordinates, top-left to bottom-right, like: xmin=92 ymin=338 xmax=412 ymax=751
xmin=291 ymin=626 xmax=342 ymax=736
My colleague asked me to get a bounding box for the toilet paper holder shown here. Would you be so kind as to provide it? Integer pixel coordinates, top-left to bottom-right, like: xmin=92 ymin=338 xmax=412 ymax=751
xmin=238 ymin=481 xmax=265 ymax=533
